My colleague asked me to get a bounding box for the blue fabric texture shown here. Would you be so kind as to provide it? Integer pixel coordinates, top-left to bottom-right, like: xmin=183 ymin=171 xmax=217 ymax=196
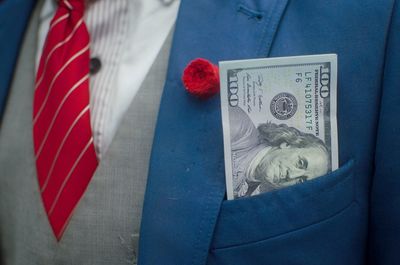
xmin=370 ymin=1 xmax=400 ymax=265
xmin=1 ymin=0 xmax=399 ymax=264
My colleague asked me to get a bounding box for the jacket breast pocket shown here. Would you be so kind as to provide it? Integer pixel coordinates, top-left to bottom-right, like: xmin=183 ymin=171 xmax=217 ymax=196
xmin=208 ymin=160 xmax=362 ymax=265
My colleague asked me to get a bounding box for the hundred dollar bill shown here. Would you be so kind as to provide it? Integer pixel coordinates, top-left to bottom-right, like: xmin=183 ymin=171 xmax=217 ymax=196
xmin=219 ymin=54 xmax=338 ymax=200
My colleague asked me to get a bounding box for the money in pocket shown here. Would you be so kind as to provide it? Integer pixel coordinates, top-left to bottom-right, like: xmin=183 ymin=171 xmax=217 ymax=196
xmin=219 ymin=54 xmax=338 ymax=200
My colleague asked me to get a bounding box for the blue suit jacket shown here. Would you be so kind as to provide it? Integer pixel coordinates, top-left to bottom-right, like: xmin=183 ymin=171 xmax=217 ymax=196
xmin=0 ymin=0 xmax=399 ymax=264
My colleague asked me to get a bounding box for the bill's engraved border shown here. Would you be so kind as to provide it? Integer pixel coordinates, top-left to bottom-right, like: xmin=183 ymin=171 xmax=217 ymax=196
xmin=221 ymin=69 xmax=235 ymax=199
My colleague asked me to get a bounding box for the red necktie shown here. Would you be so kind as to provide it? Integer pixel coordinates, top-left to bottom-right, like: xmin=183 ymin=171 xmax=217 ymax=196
xmin=33 ymin=0 xmax=98 ymax=240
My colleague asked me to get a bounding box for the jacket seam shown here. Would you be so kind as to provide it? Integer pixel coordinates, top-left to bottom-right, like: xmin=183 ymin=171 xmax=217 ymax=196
xmin=371 ymin=0 xmax=397 ymax=177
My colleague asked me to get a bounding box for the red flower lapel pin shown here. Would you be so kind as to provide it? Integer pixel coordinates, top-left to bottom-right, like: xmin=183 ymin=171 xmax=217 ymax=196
xmin=182 ymin=58 xmax=220 ymax=99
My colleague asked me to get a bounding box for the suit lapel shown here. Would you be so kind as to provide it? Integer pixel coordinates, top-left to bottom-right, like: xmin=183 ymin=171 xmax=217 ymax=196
xmin=138 ymin=0 xmax=289 ymax=264
xmin=0 ymin=0 xmax=36 ymax=122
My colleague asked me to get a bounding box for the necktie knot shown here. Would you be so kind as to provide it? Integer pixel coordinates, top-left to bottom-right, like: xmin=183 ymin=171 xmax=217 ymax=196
xmin=59 ymin=0 xmax=85 ymax=13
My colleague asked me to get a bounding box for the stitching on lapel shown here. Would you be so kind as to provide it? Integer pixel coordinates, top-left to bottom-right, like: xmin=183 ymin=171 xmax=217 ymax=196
xmin=256 ymin=0 xmax=289 ymax=56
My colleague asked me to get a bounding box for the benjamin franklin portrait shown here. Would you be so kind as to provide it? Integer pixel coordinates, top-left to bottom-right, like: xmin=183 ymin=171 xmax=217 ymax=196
xmin=230 ymin=107 xmax=330 ymax=198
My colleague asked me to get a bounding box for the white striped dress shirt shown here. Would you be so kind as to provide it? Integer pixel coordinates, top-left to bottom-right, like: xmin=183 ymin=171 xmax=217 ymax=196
xmin=37 ymin=0 xmax=180 ymax=159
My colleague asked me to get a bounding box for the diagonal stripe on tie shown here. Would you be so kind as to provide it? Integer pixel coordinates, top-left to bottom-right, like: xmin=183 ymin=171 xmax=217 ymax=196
xmin=33 ymin=0 xmax=98 ymax=241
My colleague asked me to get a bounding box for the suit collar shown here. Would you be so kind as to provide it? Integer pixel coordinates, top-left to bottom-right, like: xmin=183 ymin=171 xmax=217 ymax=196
xmin=0 ymin=0 xmax=37 ymax=123
xmin=138 ymin=0 xmax=289 ymax=264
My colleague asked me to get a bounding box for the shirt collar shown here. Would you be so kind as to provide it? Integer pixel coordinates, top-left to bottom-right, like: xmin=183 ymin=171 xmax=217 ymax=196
xmin=41 ymin=0 xmax=177 ymax=20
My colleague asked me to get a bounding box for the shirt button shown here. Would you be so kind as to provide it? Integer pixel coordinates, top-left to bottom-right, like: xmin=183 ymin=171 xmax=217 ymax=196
xmin=90 ymin=57 xmax=102 ymax=75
